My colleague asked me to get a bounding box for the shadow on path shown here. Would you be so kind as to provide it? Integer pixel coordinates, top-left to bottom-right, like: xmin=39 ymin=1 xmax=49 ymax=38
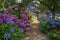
xmin=25 ymin=16 xmax=49 ymax=40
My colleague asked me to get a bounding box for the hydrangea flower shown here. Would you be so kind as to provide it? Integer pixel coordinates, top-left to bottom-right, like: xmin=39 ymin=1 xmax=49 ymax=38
xmin=45 ymin=15 xmax=52 ymax=20
xmin=55 ymin=22 xmax=60 ymax=25
xmin=39 ymin=19 xmax=44 ymax=24
xmin=12 ymin=4 xmax=18 ymax=9
xmin=4 ymin=33 xmax=11 ymax=38
xmin=19 ymin=21 xmax=25 ymax=26
xmin=3 ymin=18 xmax=11 ymax=22
xmin=10 ymin=28 xmax=14 ymax=32
xmin=25 ymin=27 xmax=30 ymax=30
xmin=52 ymin=25 xmax=56 ymax=28
xmin=3 ymin=17 xmax=15 ymax=24
xmin=45 ymin=15 xmax=50 ymax=19
xmin=49 ymin=20 xmax=55 ymax=25
xmin=0 ymin=13 xmax=30 ymax=32
xmin=0 ymin=13 xmax=3 ymax=17
xmin=22 ymin=14 xmax=28 ymax=20
xmin=47 ymin=26 xmax=51 ymax=29
xmin=0 ymin=19 xmax=3 ymax=24
xmin=6 ymin=20 xmax=15 ymax=24
xmin=10 ymin=15 xmax=17 ymax=20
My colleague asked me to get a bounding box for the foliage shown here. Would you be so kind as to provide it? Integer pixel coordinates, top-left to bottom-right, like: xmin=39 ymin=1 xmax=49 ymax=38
xmin=18 ymin=0 xmax=31 ymax=7
xmin=0 ymin=23 xmax=24 ymax=40
xmin=0 ymin=0 xmax=6 ymax=12
xmin=39 ymin=20 xmax=60 ymax=40
xmin=37 ymin=3 xmax=48 ymax=11
xmin=29 ymin=14 xmax=34 ymax=22
xmin=0 ymin=13 xmax=31 ymax=32
xmin=11 ymin=10 xmax=22 ymax=19
xmin=38 ymin=0 xmax=60 ymax=19
xmin=38 ymin=0 xmax=60 ymax=11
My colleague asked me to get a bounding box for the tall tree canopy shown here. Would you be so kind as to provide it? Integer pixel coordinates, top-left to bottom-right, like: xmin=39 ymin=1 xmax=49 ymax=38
xmin=37 ymin=0 xmax=60 ymax=19
xmin=17 ymin=0 xmax=32 ymax=7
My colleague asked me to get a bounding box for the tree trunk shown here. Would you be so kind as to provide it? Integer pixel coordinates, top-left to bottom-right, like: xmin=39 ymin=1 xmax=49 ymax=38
xmin=50 ymin=10 xmax=55 ymax=20
xmin=52 ymin=12 xmax=55 ymax=19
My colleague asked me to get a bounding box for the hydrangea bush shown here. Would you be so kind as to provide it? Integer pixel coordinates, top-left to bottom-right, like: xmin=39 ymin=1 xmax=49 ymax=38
xmin=0 ymin=13 xmax=31 ymax=31
xmin=0 ymin=23 xmax=24 ymax=40
xmin=0 ymin=0 xmax=32 ymax=40
xmin=0 ymin=13 xmax=31 ymax=40
xmin=39 ymin=19 xmax=60 ymax=40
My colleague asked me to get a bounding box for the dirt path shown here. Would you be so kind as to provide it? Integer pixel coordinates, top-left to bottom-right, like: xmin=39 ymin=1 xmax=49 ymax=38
xmin=25 ymin=16 xmax=49 ymax=40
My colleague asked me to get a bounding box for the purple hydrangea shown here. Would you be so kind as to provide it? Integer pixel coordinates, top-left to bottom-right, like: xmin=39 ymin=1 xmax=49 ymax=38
xmin=47 ymin=26 xmax=51 ymax=29
xmin=4 ymin=18 xmax=15 ymax=24
xmin=19 ymin=22 xmax=25 ymax=26
xmin=10 ymin=28 xmax=14 ymax=32
xmin=3 ymin=18 xmax=11 ymax=22
xmin=6 ymin=20 xmax=15 ymax=24
xmin=0 ymin=13 xmax=3 ymax=17
xmin=4 ymin=33 xmax=11 ymax=38
xmin=12 ymin=4 xmax=18 ymax=9
xmin=0 ymin=19 xmax=3 ymax=24
xmin=25 ymin=27 xmax=30 ymax=30
xmin=0 ymin=14 xmax=17 ymax=24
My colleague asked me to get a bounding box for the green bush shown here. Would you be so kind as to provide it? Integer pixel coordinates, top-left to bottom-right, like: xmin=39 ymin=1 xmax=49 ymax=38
xmin=0 ymin=23 xmax=24 ymax=40
xmin=39 ymin=20 xmax=60 ymax=40
xmin=12 ymin=10 xmax=22 ymax=19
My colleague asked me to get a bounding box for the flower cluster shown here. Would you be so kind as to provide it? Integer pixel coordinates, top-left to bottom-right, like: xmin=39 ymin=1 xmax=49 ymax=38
xmin=4 ymin=33 xmax=11 ymax=39
xmin=0 ymin=13 xmax=17 ymax=24
xmin=16 ymin=13 xmax=31 ymax=32
xmin=47 ymin=20 xmax=60 ymax=29
xmin=4 ymin=27 xmax=24 ymax=39
xmin=0 ymin=23 xmax=24 ymax=40
xmin=0 ymin=13 xmax=31 ymax=32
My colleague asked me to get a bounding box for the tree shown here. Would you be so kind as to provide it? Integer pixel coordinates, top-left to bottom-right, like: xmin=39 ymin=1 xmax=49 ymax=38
xmin=38 ymin=0 xmax=60 ymax=19
xmin=18 ymin=0 xmax=31 ymax=8
xmin=0 ymin=0 xmax=6 ymax=11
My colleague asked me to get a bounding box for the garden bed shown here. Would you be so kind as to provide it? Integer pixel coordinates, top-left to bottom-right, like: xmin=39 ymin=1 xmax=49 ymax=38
xmin=39 ymin=20 xmax=60 ymax=40
xmin=0 ymin=23 xmax=24 ymax=40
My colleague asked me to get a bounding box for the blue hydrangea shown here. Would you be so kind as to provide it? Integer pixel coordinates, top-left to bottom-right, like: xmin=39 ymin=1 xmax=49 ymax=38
xmin=45 ymin=15 xmax=50 ymax=19
xmin=39 ymin=19 xmax=44 ymax=24
xmin=52 ymin=25 xmax=56 ymax=28
xmin=4 ymin=33 xmax=11 ymax=38
xmin=25 ymin=27 xmax=30 ymax=30
xmin=55 ymin=22 xmax=60 ymax=25
xmin=49 ymin=20 xmax=55 ymax=25
xmin=4 ymin=18 xmax=11 ymax=22
xmin=47 ymin=26 xmax=51 ymax=29
xmin=4 ymin=18 xmax=14 ymax=24
xmin=19 ymin=22 xmax=25 ymax=26
xmin=10 ymin=28 xmax=14 ymax=32
xmin=6 ymin=20 xmax=14 ymax=24
xmin=46 ymin=15 xmax=52 ymax=20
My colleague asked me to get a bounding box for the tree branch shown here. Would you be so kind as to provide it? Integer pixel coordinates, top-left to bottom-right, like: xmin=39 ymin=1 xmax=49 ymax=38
xmin=38 ymin=0 xmax=49 ymax=8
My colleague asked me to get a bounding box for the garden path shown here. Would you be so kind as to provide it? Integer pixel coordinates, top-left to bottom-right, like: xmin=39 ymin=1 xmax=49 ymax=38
xmin=25 ymin=16 xmax=49 ymax=40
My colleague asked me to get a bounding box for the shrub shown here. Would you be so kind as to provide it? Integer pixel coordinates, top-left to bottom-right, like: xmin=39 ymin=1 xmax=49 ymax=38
xmin=0 ymin=13 xmax=31 ymax=32
xmin=39 ymin=20 xmax=60 ymax=40
xmin=0 ymin=23 xmax=24 ymax=40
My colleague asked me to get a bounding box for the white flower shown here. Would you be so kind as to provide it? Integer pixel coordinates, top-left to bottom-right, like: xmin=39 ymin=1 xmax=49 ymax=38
xmin=16 ymin=0 xmax=22 ymax=3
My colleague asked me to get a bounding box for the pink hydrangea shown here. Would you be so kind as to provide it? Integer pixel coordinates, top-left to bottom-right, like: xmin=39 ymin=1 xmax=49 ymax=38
xmin=12 ymin=4 xmax=18 ymax=9
xmin=22 ymin=14 xmax=28 ymax=20
xmin=0 ymin=19 xmax=3 ymax=24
